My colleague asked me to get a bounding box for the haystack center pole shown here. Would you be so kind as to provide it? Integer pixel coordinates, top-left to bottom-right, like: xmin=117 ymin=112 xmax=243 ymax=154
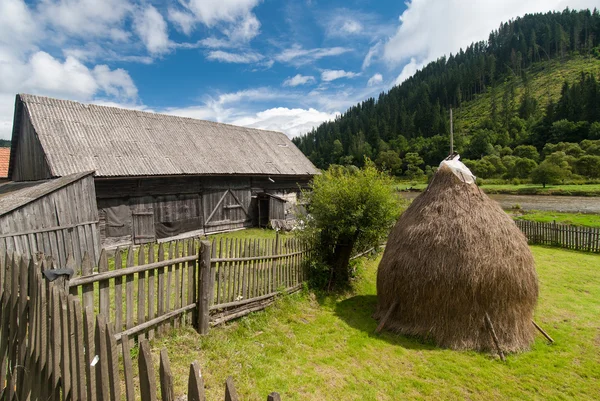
xmin=449 ymin=108 xmax=454 ymax=154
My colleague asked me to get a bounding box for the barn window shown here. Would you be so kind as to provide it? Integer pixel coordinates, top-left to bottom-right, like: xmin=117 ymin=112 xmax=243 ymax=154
xmin=104 ymin=201 xmax=132 ymax=238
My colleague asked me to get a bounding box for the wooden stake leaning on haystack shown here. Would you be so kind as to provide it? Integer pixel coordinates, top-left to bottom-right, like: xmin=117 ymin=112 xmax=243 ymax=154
xmin=374 ymin=155 xmax=552 ymax=357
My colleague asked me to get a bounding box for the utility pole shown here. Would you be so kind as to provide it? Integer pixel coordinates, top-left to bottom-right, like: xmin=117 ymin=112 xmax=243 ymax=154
xmin=449 ymin=108 xmax=454 ymax=155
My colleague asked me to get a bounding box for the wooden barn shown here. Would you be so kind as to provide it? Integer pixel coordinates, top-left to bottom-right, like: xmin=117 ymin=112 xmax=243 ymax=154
xmin=7 ymin=94 xmax=318 ymax=249
xmin=0 ymin=171 xmax=99 ymax=266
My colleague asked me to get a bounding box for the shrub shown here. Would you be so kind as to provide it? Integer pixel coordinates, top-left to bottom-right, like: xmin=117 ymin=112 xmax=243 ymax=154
xmin=298 ymin=161 xmax=401 ymax=289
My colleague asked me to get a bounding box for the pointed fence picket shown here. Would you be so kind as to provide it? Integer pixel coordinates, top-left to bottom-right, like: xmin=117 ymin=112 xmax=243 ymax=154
xmin=0 ymin=232 xmax=310 ymax=400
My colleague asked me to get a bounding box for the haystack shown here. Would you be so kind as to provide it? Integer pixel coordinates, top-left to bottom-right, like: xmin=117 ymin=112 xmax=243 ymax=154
xmin=375 ymin=159 xmax=538 ymax=353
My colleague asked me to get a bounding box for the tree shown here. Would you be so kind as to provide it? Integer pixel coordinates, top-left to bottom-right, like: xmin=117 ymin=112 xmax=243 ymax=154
xmin=299 ymin=162 xmax=400 ymax=289
xmin=513 ymin=157 xmax=538 ymax=178
xmin=375 ymin=150 xmax=403 ymax=176
xmin=466 ymin=129 xmax=495 ymax=159
xmin=513 ymin=145 xmax=540 ymax=162
xmin=404 ymin=152 xmax=425 ymax=179
xmin=531 ymin=162 xmax=565 ymax=187
xmin=575 ymin=155 xmax=600 ymax=178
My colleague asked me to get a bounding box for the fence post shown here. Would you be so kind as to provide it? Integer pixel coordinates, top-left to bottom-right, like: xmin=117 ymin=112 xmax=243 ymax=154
xmin=198 ymin=240 xmax=212 ymax=335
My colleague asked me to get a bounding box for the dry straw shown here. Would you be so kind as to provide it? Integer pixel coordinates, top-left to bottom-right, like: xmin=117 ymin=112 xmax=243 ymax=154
xmin=375 ymin=164 xmax=538 ymax=352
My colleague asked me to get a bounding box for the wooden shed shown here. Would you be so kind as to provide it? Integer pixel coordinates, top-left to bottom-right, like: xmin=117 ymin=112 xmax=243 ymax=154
xmin=0 ymin=171 xmax=99 ymax=266
xmin=8 ymin=94 xmax=318 ymax=248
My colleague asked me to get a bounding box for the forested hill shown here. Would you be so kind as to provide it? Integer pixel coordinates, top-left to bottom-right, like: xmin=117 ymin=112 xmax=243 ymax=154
xmin=293 ymin=9 xmax=600 ymax=179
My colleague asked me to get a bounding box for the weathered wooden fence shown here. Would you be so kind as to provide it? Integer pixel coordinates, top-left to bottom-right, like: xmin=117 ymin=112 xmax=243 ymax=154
xmin=61 ymin=235 xmax=308 ymax=342
xmin=515 ymin=220 xmax=600 ymax=253
xmin=0 ymin=251 xmax=288 ymax=400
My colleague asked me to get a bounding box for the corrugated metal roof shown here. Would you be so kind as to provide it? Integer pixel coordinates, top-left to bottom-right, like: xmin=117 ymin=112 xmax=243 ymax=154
xmin=17 ymin=94 xmax=319 ymax=178
xmin=0 ymin=171 xmax=94 ymax=216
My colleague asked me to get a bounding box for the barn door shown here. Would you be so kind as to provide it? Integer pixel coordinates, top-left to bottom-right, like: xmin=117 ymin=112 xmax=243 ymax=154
xmin=203 ymin=189 xmax=250 ymax=232
xmin=132 ymin=209 xmax=156 ymax=244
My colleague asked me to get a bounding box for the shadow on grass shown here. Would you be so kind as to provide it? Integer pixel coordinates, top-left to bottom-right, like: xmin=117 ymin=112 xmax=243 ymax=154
xmin=333 ymin=294 xmax=437 ymax=351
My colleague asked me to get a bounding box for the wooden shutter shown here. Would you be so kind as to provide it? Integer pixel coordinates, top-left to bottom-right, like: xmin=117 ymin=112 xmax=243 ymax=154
xmin=132 ymin=209 xmax=155 ymax=244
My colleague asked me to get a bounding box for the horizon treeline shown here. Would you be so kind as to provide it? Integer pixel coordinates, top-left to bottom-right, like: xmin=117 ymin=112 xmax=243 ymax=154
xmin=292 ymin=8 xmax=600 ymax=181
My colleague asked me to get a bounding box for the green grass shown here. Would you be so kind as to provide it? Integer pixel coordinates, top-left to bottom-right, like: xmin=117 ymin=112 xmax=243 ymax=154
xmin=394 ymin=180 xmax=600 ymax=196
xmin=478 ymin=183 xmax=600 ymax=196
xmin=510 ymin=210 xmax=600 ymax=228
xmin=142 ymin=246 xmax=600 ymax=400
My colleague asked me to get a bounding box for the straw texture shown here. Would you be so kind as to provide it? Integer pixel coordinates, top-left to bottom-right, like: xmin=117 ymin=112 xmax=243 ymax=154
xmin=375 ymin=165 xmax=538 ymax=352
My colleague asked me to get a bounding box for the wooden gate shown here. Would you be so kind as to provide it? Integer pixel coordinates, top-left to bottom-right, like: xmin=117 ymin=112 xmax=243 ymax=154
xmin=203 ymin=189 xmax=251 ymax=232
xmin=132 ymin=209 xmax=156 ymax=244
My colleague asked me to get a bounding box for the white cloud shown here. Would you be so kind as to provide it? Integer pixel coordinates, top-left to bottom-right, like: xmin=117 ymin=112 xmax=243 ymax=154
xmin=0 ymin=0 xmax=38 ymax=48
xmin=38 ymin=0 xmax=132 ymax=40
xmin=169 ymin=0 xmax=262 ymax=44
xmin=231 ymin=107 xmax=339 ymax=138
xmin=168 ymin=8 xmax=196 ymax=35
xmin=183 ymin=0 xmax=260 ymax=27
xmin=283 ymin=74 xmax=315 ymax=87
xmin=394 ymin=58 xmax=422 ymax=85
xmin=206 ymin=50 xmax=263 ymax=63
xmin=384 ymin=0 xmax=600 ymax=74
xmin=367 ymin=73 xmax=383 ymax=87
xmin=134 ymin=5 xmax=170 ymax=55
xmin=275 ymin=45 xmax=351 ymax=66
xmin=362 ymin=42 xmax=381 ymax=70
xmin=224 ymin=13 xmax=261 ymax=42
xmin=321 ymin=69 xmax=359 ymax=82
xmin=321 ymin=8 xmax=394 ymax=40
xmin=92 ymin=65 xmax=138 ymax=99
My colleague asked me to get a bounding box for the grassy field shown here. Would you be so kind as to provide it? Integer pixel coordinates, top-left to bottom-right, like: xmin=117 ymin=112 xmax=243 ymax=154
xmin=478 ymin=183 xmax=600 ymax=196
xmin=394 ymin=181 xmax=600 ymax=196
xmin=510 ymin=210 xmax=600 ymax=228
xmin=142 ymin=246 xmax=600 ymax=400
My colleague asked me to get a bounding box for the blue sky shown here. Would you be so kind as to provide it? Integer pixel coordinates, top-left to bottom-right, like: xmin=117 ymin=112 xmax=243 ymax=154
xmin=0 ymin=0 xmax=596 ymax=139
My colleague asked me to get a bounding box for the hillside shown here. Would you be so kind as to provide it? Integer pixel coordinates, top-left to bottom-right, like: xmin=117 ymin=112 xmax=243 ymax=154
xmin=293 ymin=8 xmax=600 ymax=182
xmin=456 ymin=56 xmax=600 ymax=134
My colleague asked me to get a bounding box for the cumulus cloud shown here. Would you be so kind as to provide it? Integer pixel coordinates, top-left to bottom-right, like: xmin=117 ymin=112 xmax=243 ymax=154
xmin=231 ymin=107 xmax=339 ymax=138
xmin=275 ymin=45 xmax=351 ymax=66
xmin=38 ymin=0 xmax=132 ymax=40
xmin=224 ymin=13 xmax=261 ymax=42
xmin=168 ymin=8 xmax=196 ymax=35
xmin=394 ymin=58 xmax=422 ymax=85
xmin=321 ymin=69 xmax=359 ymax=82
xmin=206 ymin=50 xmax=263 ymax=63
xmin=134 ymin=5 xmax=170 ymax=55
xmin=0 ymin=0 xmax=38 ymax=47
xmin=169 ymin=0 xmax=262 ymax=46
xmin=384 ymin=0 xmax=600 ymax=80
xmin=283 ymin=74 xmax=316 ymax=87
xmin=183 ymin=0 xmax=260 ymax=27
xmin=367 ymin=73 xmax=383 ymax=87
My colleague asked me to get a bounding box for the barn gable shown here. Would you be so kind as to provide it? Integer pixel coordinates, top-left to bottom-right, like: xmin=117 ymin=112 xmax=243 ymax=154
xmin=9 ymin=99 xmax=53 ymax=181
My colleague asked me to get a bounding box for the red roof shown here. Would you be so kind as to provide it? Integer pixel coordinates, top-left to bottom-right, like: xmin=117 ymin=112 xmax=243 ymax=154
xmin=0 ymin=148 xmax=10 ymax=178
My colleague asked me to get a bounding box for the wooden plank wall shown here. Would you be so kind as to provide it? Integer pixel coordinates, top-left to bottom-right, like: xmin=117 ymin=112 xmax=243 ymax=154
xmin=515 ymin=220 xmax=600 ymax=253
xmin=0 ymin=251 xmax=283 ymax=400
xmin=95 ymin=175 xmax=309 ymax=247
xmin=0 ymin=174 xmax=100 ymax=266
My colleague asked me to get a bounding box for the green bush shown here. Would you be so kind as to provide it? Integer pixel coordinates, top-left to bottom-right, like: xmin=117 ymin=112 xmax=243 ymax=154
xmin=298 ymin=161 xmax=401 ymax=290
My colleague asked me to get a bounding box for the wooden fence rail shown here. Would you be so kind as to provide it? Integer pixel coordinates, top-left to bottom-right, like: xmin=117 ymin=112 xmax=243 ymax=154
xmin=0 ymin=232 xmax=310 ymax=400
xmin=0 ymin=250 xmax=296 ymax=400
xmin=515 ymin=220 xmax=600 ymax=253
